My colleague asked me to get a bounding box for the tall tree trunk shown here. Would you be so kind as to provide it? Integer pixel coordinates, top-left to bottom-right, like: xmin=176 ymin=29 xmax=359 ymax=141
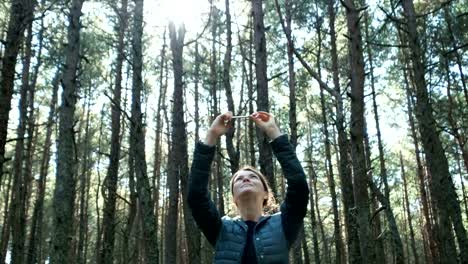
xmin=22 ymin=1 xmax=45 ymax=259
xmin=194 ymin=41 xmax=200 ymax=143
xmin=51 ymin=0 xmax=85 ymax=262
xmin=8 ymin=21 xmax=34 ymax=264
xmin=402 ymin=55 xmax=437 ymax=264
xmin=316 ymin=16 xmax=343 ymax=264
xmin=165 ymin=22 xmax=186 ymax=264
xmin=342 ymin=0 xmax=373 ymax=262
xmin=363 ymin=121 xmax=385 ymax=264
xmin=130 ymin=0 xmax=159 ymax=261
xmin=152 ymin=28 xmax=167 ymax=264
xmin=100 ymin=0 xmax=127 ymax=262
xmin=402 ymin=1 xmax=468 ymax=262
xmin=247 ymin=15 xmax=256 ymax=166
xmin=124 ymin=86 xmax=138 ymax=263
xmin=327 ymin=0 xmax=361 ymax=262
xmin=400 ymin=152 xmax=420 ymax=264
xmin=313 ymin=171 xmax=331 ymax=264
xmin=27 ymin=69 xmax=59 ymax=264
xmin=363 ymin=10 xmax=404 ymax=263
xmin=305 ymin=122 xmax=321 ymax=264
xmin=223 ymin=0 xmax=239 ymax=174
xmin=0 ymin=0 xmax=36 ymax=183
xmin=251 ymin=0 xmax=276 ymax=195
xmin=77 ymin=89 xmax=92 ymax=264
xmin=282 ymin=0 xmax=297 ymax=148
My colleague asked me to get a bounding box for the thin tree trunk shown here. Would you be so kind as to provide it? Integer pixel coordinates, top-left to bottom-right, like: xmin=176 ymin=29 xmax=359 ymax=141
xmin=327 ymin=0 xmax=361 ymax=262
xmin=77 ymin=87 xmax=92 ymax=264
xmin=99 ymin=0 xmax=128 ymax=264
xmin=281 ymin=0 xmax=297 ymax=148
xmin=124 ymin=85 xmax=138 ymax=263
xmin=0 ymin=0 xmax=36 ymax=183
xmin=223 ymin=0 xmax=239 ymax=174
xmin=342 ymin=0 xmax=373 ymax=262
xmin=51 ymin=0 xmax=85 ymax=262
xmin=9 ymin=21 xmax=34 ymax=264
xmin=252 ymin=0 xmax=276 ymax=195
xmin=363 ymin=11 xmax=404 ymax=262
xmin=313 ymin=172 xmax=330 ymax=264
xmin=316 ymin=18 xmax=343 ymax=264
xmin=100 ymin=0 xmax=127 ymax=262
xmin=130 ymin=0 xmax=159 ymax=261
xmin=402 ymin=54 xmax=437 ymax=264
xmin=165 ymin=22 xmax=186 ymax=264
xmin=305 ymin=123 xmax=321 ymax=264
xmin=152 ymin=28 xmax=166 ymax=264
xmin=194 ymin=41 xmax=200 ymax=143
xmin=245 ymin=14 xmax=256 ymax=166
xmin=402 ymin=1 xmax=468 ymax=262
xmin=302 ymin=234 xmax=310 ymax=264
xmin=363 ymin=122 xmax=385 ymax=264
xmin=22 ymin=8 xmax=44 ymax=260
xmin=400 ymin=152 xmax=420 ymax=264
xmin=26 ymin=69 xmax=59 ymax=264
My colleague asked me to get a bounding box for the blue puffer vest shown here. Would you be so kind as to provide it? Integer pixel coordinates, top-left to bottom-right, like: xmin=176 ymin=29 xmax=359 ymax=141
xmin=213 ymin=212 xmax=289 ymax=264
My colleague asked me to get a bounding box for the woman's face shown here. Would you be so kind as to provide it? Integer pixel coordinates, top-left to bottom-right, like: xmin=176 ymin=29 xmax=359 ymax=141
xmin=232 ymin=170 xmax=267 ymax=204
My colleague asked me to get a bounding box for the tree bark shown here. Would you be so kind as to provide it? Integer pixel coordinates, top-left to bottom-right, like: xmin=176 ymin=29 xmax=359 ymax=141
xmin=327 ymin=1 xmax=361 ymax=262
xmin=152 ymin=28 xmax=167 ymax=264
xmin=223 ymin=0 xmax=239 ymax=174
xmin=402 ymin=1 xmax=468 ymax=262
xmin=27 ymin=69 xmax=59 ymax=264
xmin=363 ymin=9 xmax=404 ymax=263
xmin=100 ymin=0 xmax=127 ymax=262
xmin=51 ymin=0 xmax=85 ymax=262
xmin=402 ymin=55 xmax=437 ymax=264
xmin=400 ymin=152 xmax=420 ymax=264
xmin=194 ymin=41 xmax=200 ymax=143
xmin=252 ymin=0 xmax=276 ymax=195
xmin=130 ymin=0 xmax=159 ymax=261
xmin=165 ymin=22 xmax=187 ymax=264
xmin=305 ymin=122 xmax=321 ymax=264
xmin=8 ymin=21 xmax=33 ymax=264
xmin=77 ymin=88 xmax=92 ymax=264
xmin=0 ymin=0 xmax=36 ymax=183
xmin=342 ymin=0 xmax=373 ymax=262
xmin=316 ymin=21 xmax=343 ymax=264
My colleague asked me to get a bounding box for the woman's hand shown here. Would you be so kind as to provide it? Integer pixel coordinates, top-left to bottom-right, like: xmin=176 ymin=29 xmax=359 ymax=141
xmin=250 ymin=111 xmax=282 ymax=140
xmin=204 ymin=111 xmax=233 ymax=146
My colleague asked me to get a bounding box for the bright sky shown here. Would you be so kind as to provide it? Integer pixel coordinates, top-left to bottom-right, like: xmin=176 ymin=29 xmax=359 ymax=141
xmin=145 ymin=0 xmax=211 ymax=33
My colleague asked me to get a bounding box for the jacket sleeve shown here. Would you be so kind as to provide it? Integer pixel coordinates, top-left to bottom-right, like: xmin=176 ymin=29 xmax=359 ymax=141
xmin=187 ymin=141 xmax=222 ymax=247
xmin=271 ymin=135 xmax=310 ymax=247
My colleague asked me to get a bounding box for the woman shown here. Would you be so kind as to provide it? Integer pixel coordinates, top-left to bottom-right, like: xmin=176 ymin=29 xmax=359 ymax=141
xmin=188 ymin=111 xmax=309 ymax=263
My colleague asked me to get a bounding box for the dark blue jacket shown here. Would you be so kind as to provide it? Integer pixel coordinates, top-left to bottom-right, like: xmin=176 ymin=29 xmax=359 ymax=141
xmin=188 ymin=135 xmax=309 ymax=263
xmin=215 ymin=213 xmax=288 ymax=263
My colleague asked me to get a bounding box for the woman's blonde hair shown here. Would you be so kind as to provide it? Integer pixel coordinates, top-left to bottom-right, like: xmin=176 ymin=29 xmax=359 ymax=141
xmin=230 ymin=166 xmax=278 ymax=213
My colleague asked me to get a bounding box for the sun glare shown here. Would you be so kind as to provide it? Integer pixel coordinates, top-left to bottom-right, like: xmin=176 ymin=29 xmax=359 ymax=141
xmin=146 ymin=0 xmax=210 ymax=32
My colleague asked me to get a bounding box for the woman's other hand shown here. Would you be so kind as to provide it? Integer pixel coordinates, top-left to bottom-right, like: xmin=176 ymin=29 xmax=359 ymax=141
xmin=250 ymin=111 xmax=282 ymax=140
xmin=204 ymin=111 xmax=233 ymax=146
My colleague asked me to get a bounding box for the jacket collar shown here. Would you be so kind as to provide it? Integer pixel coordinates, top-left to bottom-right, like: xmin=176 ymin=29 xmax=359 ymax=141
xmin=233 ymin=215 xmax=271 ymax=231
